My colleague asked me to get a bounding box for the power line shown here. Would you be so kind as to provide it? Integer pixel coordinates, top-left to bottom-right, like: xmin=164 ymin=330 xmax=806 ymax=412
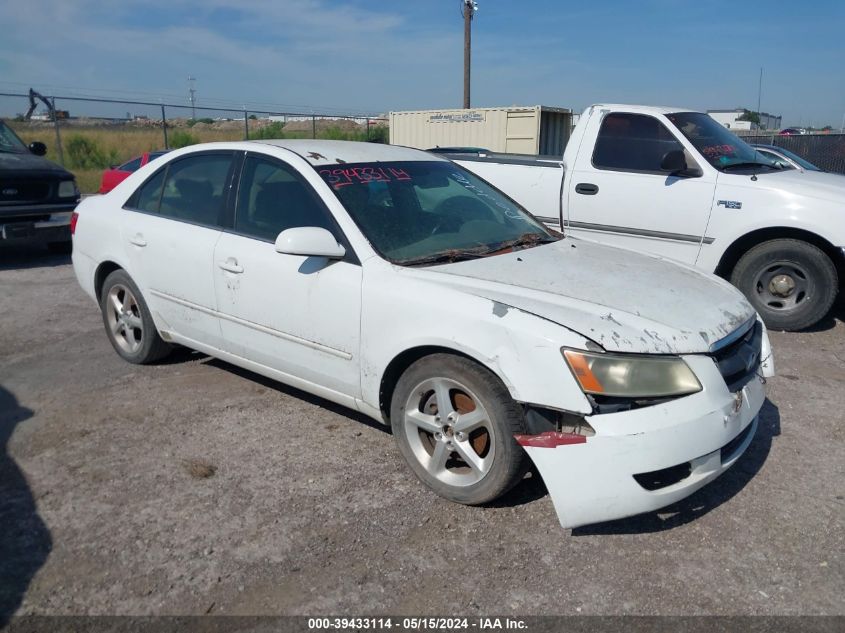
xmin=0 ymin=81 xmax=383 ymax=117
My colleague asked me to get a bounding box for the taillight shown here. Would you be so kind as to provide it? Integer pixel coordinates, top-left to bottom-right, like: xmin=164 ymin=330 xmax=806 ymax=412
xmin=70 ymin=211 xmax=79 ymax=235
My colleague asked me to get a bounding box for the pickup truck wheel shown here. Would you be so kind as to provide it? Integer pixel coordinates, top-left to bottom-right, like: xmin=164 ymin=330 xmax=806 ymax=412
xmin=731 ymin=239 xmax=838 ymax=331
xmin=100 ymin=270 xmax=171 ymax=364
xmin=390 ymin=354 xmax=528 ymax=505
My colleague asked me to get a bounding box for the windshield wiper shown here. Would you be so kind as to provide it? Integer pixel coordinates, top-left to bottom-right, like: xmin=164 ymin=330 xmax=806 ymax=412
xmin=721 ymin=161 xmax=777 ymax=172
xmin=480 ymin=232 xmax=558 ymax=255
xmin=398 ymin=233 xmax=557 ymax=267
xmin=398 ymin=247 xmax=492 ymax=267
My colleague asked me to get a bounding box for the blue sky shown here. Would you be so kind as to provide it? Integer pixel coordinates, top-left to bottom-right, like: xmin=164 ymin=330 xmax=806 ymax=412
xmin=1 ymin=0 xmax=843 ymax=126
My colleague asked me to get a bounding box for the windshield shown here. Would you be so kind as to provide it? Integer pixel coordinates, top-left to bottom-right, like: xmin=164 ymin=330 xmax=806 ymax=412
xmin=666 ymin=112 xmax=781 ymax=171
xmin=317 ymin=161 xmax=558 ymax=265
xmin=0 ymin=121 xmax=29 ymax=154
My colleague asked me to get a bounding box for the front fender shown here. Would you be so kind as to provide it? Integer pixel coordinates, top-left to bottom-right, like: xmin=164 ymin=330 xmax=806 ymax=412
xmin=360 ymin=266 xmax=592 ymax=415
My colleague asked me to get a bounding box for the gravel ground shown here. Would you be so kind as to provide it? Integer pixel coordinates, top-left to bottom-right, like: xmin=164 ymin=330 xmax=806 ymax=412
xmin=1 ymin=242 xmax=843 ymax=620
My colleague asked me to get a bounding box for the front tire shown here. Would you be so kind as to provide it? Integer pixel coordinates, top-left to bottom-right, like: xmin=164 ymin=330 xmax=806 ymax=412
xmin=731 ymin=239 xmax=838 ymax=331
xmin=100 ymin=269 xmax=171 ymax=364
xmin=390 ymin=354 xmax=528 ymax=505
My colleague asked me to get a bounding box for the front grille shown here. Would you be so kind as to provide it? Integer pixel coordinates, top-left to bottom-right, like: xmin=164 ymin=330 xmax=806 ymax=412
xmin=0 ymin=180 xmax=51 ymax=204
xmin=709 ymin=321 xmax=762 ymax=392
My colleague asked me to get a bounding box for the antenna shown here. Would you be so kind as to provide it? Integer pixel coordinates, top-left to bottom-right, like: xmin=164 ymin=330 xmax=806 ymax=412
xmin=461 ymin=0 xmax=478 ymax=109
xmin=187 ymin=76 xmax=197 ymax=120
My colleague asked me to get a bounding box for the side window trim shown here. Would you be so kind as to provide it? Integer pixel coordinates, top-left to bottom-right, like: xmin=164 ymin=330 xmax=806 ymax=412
xmin=590 ymin=112 xmax=686 ymax=176
xmin=220 ymin=150 xmax=244 ymax=231
xmin=228 ymin=151 xmax=360 ymax=264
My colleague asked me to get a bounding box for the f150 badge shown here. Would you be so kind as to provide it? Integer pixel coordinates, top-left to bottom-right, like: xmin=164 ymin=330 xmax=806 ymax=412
xmin=717 ymin=200 xmax=742 ymax=209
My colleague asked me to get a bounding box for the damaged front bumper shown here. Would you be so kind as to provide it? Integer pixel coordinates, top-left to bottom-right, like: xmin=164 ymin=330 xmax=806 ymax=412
xmin=518 ymin=354 xmax=768 ymax=529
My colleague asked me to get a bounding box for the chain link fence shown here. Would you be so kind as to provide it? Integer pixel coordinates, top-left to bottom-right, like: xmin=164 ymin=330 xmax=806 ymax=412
xmin=1 ymin=91 xmax=388 ymax=192
xmin=736 ymin=131 xmax=845 ymax=174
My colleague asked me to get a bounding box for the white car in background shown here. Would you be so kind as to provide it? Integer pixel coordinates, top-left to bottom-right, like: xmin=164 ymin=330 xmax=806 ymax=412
xmin=751 ymin=144 xmax=823 ymax=173
xmin=71 ymin=140 xmax=774 ymax=529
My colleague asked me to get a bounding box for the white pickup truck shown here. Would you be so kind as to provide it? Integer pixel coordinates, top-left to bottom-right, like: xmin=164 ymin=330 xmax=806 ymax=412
xmin=446 ymin=104 xmax=845 ymax=331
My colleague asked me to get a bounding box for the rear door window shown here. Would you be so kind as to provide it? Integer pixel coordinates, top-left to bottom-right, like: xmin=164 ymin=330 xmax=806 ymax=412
xmin=133 ymin=169 xmax=166 ymax=213
xmin=158 ymin=153 xmax=234 ymax=227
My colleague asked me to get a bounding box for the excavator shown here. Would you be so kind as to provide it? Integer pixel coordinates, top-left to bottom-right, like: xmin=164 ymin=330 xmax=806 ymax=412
xmin=23 ymin=88 xmax=69 ymax=120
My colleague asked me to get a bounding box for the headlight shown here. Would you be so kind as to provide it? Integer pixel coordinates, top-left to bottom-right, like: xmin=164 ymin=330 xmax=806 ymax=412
xmin=562 ymin=348 xmax=701 ymax=398
xmin=58 ymin=180 xmax=77 ymax=198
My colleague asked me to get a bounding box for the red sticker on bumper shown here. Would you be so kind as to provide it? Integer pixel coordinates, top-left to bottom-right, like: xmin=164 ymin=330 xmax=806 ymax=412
xmin=514 ymin=431 xmax=587 ymax=448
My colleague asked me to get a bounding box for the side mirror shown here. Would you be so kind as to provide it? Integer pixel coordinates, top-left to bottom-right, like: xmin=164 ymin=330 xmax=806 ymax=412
xmin=29 ymin=141 xmax=47 ymax=156
xmin=660 ymin=149 xmax=687 ymax=174
xmin=274 ymin=227 xmax=346 ymax=259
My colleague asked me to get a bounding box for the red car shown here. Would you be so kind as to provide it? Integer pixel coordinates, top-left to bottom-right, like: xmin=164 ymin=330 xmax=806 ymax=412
xmin=98 ymin=150 xmax=169 ymax=193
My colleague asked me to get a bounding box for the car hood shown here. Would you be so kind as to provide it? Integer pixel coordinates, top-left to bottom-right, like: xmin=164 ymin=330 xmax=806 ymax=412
xmin=417 ymin=239 xmax=755 ymax=354
xmin=746 ymin=169 xmax=845 ymax=203
xmin=0 ymin=151 xmax=73 ymax=177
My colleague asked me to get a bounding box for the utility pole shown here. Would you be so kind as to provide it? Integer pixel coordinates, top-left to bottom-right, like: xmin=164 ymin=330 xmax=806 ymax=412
xmin=462 ymin=1 xmax=478 ymax=109
xmin=756 ymin=67 xmax=763 ymax=129
xmin=188 ymin=76 xmax=197 ymax=120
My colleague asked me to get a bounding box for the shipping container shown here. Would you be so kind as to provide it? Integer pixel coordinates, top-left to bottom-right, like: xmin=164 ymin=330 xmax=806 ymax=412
xmin=389 ymin=106 xmax=573 ymax=156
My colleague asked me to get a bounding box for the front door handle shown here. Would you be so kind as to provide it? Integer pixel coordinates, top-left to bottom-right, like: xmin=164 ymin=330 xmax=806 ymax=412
xmin=218 ymin=258 xmax=244 ymax=274
xmin=129 ymin=234 xmax=147 ymax=247
xmin=575 ymin=183 xmax=599 ymax=195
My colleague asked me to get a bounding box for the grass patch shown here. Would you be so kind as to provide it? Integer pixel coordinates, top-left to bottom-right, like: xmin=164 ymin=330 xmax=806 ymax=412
xmin=8 ymin=121 xmax=387 ymax=193
xmin=169 ymin=130 xmax=200 ymax=148
xmin=183 ymin=458 xmax=217 ymax=479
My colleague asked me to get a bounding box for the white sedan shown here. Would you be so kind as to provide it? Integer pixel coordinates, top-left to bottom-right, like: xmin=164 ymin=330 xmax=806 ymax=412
xmin=71 ymin=140 xmax=774 ymax=528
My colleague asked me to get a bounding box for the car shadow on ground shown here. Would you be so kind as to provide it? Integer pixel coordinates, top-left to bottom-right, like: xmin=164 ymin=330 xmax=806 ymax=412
xmin=486 ymin=467 xmax=550 ymax=507
xmin=194 ymin=356 xmax=780 ymax=527
xmin=0 ymin=386 xmax=51 ymax=626
xmin=204 ymin=358 xmax=391 ymax=435
xmin=571 ymin=398 xmax=781 ymax=535
xmin=0 ymin=242 xmax=70 ymax=271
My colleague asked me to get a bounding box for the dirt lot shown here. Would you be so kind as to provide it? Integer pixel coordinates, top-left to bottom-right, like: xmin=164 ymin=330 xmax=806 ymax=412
xmin=1 ymin=243 xmax=843 ymax=620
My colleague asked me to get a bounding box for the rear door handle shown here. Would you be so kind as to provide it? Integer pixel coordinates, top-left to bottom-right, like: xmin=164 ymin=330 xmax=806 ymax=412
xmin=575 ymin=183 xmax=599 ymax=195
xmin=218 ymin=257 xmax=244 ymax=274
xmin=129 ymin=234 xmax=147 ymax=247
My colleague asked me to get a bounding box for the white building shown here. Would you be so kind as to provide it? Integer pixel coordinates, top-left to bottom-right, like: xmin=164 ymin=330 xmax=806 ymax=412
xmin=707 ymin=109 xmax=782 ymax=131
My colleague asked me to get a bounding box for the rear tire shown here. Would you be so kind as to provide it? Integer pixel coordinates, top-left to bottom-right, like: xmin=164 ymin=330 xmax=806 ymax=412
xmin=730 ymin=239 xmax=837 ymax=331
xmin=100 ymin=269 xmax=171 ymax=364
xmin=390 ymin=354 xmax=528 ymax=505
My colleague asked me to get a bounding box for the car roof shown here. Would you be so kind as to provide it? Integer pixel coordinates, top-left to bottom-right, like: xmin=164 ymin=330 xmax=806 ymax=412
xmin=590 ymin=103 xmax=694 ymax=115
xmin=251 ymin=139 xmax=444 ymax=167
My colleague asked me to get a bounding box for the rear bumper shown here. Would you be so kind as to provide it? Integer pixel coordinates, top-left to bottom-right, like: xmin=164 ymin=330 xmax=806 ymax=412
xmin=0 ymin=208 xmax=75 ymax=242
xmin=522 ymin=354 xmax=767 ymax=528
